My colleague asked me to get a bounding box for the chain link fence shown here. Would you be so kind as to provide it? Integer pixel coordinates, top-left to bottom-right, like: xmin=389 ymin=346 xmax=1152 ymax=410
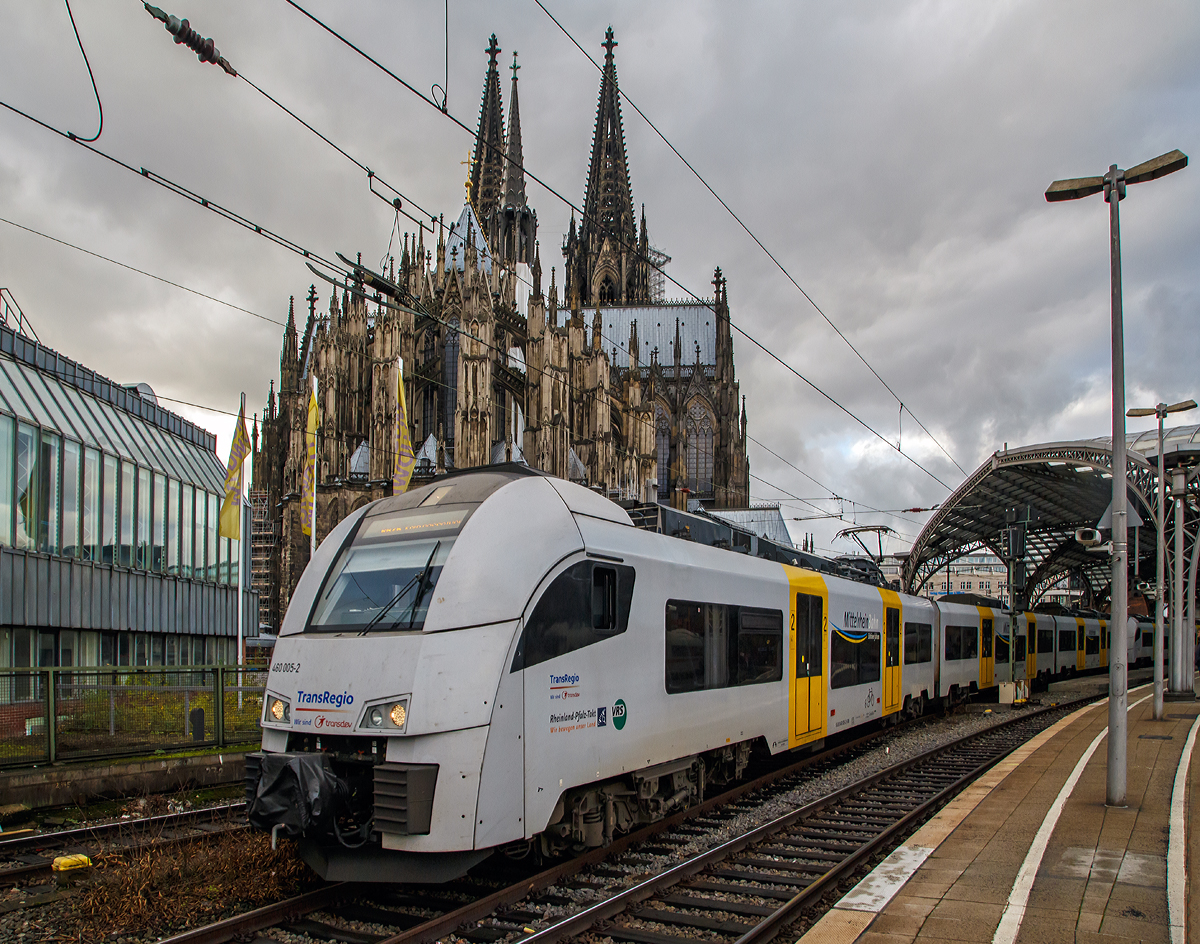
xmin=0 ymin=666 xmax=265 ymax=766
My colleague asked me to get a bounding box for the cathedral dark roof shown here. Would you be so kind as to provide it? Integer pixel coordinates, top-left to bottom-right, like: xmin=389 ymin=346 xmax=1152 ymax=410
xmin=599 ymin=303 xmax=717 ymax=368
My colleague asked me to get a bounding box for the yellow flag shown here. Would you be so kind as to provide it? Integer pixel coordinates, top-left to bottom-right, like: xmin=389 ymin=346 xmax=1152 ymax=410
xmin=219 ymin=402 xmax=251 ymax=540
xmin=393 ymin=360 xmax=414 ymax=494
xmin=301 ymin=385 xmax=318 ymax=536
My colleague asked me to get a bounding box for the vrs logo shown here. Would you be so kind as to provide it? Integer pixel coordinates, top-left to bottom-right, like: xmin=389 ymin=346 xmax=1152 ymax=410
xmin=613 ymin=698 xmax=627 ymax=731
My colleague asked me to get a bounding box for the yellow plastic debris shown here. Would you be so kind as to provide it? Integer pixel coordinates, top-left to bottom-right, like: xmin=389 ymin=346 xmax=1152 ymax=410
xmin=51 ymin=853 xmax=92 ymax=871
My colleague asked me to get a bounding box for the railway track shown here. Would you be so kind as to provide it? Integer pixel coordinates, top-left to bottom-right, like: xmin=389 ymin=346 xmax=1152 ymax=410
xmin=0 ymin=801 xmax=247 ymax=887
xmin=155 ymin=695 xmax=1092 ymax=944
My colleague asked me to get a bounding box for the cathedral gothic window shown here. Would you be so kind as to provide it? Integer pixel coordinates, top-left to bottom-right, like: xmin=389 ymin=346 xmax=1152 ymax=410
xmin=685 ymin=401 xmax=714 ymax=498
xmin=442 ymin=318 xmax=460 ymax=458
xmin=655 ymin=403 xmax=670 ymax=499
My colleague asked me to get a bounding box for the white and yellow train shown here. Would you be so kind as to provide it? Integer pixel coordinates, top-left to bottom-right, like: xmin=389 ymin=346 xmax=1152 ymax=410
xmin=246 ymin=466 xmax=1151 ymax=882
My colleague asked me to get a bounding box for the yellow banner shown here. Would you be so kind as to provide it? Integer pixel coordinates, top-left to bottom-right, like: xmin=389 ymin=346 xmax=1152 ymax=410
xmin=393 ymin=360 xmax=414 ymax=494
xmin=301 ymin=385 xmax=318 ymax=536
xmin=218 ymin=403 xmax=250 ymax=540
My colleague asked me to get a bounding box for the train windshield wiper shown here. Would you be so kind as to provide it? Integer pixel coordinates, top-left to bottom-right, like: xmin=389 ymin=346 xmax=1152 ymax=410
xmin=392 ymin=540 xmax=441 ymax=631
xmin=361 ymin=569 xmax=424 ymax=633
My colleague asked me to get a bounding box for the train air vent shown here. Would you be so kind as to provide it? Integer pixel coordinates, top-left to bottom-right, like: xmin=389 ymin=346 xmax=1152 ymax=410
xmin=374 ymin=763 xmax=439 ymax=835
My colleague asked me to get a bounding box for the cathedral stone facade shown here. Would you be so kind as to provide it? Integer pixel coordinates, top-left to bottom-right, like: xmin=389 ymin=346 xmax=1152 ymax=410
xmin=251 ymin=29 xmax=750 ymax=629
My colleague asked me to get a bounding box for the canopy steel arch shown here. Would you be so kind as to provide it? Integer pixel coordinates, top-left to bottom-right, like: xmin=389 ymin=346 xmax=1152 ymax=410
xmin=902 ymin=436 xmax=1159 ymax=601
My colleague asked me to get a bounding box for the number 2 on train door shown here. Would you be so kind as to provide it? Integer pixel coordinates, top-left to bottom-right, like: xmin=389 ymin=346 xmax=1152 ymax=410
xmin=793 ymin=592 xmax=824 ymax=741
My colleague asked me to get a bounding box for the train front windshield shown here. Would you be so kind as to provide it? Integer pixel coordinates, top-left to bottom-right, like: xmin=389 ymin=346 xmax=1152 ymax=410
xmin=306 ymin=506 xmax=471 ymax=632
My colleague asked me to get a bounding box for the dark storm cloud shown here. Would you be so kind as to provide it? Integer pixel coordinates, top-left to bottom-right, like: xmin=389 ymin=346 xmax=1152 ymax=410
xmin=0 ymin=1 xmax=1196 ymax=557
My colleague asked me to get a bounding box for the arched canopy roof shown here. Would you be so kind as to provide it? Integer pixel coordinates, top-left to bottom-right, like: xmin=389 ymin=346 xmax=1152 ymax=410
xmin=902 ymin=433 xmax=1172 ymax=604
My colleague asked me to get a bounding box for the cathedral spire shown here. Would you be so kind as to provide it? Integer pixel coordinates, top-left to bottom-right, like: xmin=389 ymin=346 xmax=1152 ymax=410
xmin=468 ymin=35 xmax=506 ymax=217
xmin=582 ymin=28 xmax=635 ymax=252
xmin=501 ymin=51 xmax=526 ymax=210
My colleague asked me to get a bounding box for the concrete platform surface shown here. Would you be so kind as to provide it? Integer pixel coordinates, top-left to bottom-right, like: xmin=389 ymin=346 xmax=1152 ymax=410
xmin=799 ymin=681 xmax=1200 ymax=944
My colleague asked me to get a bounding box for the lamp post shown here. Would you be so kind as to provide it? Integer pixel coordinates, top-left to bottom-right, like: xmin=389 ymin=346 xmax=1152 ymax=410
xmin=1127 ymin=399 xmax=1197 ymax=719
xmin=1046 ymin=148 xmax=1188 ymax=806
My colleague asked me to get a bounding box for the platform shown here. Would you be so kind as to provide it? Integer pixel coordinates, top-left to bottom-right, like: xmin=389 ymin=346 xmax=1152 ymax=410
xmin=799 ymin=679 xmax=1200 ymax=944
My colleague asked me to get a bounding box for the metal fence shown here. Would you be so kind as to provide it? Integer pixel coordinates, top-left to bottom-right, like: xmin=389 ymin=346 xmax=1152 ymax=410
xmin=0 ymin=665 xmax=265 ymax=767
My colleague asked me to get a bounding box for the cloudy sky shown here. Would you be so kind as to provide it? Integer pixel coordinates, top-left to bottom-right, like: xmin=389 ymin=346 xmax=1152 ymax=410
xmin=1 ymin=1 xmax=1196 ymax=556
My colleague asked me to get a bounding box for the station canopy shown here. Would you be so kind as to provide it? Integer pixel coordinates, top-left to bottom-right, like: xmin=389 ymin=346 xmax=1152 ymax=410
xmin=900 ymin=428 xmax=1200 ymax=606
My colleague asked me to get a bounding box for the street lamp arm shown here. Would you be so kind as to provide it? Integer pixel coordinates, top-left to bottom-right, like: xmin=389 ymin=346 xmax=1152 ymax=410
xmin=1166 ymin=398 xmax=1197 ymax=414
xmin=1125 ymin=149 xmax=1188 ymax=185
xmin=1127 ymin=407 xmax=1158 ymax=418
xmin=1045 ymin=175 xmax=1105 ymax=202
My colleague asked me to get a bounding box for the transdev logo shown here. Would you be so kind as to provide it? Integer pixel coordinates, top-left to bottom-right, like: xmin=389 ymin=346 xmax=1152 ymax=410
xmin=297 ymin=690 xmax=354 ymax=708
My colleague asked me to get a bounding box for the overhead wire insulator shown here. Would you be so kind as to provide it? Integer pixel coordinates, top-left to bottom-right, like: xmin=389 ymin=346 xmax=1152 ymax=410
xmin=143 ymin=3 xmax=237 ymax=76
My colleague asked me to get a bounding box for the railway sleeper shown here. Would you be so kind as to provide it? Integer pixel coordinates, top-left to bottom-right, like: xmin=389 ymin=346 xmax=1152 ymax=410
xmin=629 ymin=905 xmax=756 ymax=934
xmin=708 ymin=867 xmax=816 ymax=888
xmin=660 ymin=892 xmax=779 ymax=917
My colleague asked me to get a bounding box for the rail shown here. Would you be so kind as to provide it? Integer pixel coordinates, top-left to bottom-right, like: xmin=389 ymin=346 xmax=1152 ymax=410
xmin=0 ymin=665 xmax=266 ymax=766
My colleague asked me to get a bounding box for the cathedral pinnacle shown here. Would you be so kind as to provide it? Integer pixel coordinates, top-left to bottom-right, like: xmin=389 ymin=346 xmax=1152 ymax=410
xmin=501 ymin=50 xmax=527 ymax=211
xmin=468 ymin=34 xmax=505 ymax=216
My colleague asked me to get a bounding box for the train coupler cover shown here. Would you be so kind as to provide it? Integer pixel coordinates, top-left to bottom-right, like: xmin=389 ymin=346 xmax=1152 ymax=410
xmin=247 ymin=752 xmax=346 ymax=839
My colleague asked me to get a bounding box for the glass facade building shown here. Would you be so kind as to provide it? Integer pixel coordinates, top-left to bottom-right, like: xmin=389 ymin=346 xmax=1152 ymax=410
xmin=0 ymin=325 xmax=255 ymax=671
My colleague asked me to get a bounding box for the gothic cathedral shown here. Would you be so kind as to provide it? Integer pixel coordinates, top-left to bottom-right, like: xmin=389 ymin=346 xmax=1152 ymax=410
xmin=251 ymin=29 xmax=749 ymax=628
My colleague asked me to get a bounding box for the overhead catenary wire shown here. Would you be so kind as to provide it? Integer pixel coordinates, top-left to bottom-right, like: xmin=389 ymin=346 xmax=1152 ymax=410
xmin=279 ymin=0 xmax=957 ymax=494
xmin=0 ymin=215 xmax=284 ymax=327
xmin=533 ymin=0 xmax=967 ymax=478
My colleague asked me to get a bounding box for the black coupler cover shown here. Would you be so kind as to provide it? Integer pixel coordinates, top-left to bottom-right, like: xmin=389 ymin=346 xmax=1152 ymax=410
xmin=249 ymin=752 xmax=344 ymax=838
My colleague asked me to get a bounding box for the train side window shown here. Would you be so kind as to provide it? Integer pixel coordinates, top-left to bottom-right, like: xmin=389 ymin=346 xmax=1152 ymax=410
xmin=511 ymin=561 xmax=636 ymax=671
xmin=995 ymin=632 xmax=1010 ymax=664
xmin=1078 ymin=626 xmax=1085 ymax=650
xmin=885 ymin=608 xmax=900 ymax=668
xmin=795 ymin=593 xmax=823 ymax=679
xmin=735 ymin=608 xmax=783 ymax=686
xmin=945 ymin=625 xmax=962 ymax=661
xmin=1059 ymin=629 xmax=1076 ymax=653
xmin=904 ymin=622 xmax=932 ymax=664
xmin=665 ymin=600 xmax=783 ymax=693
xmin=1085 ymin=633 xmax=1100 ymax=655
xmin=1015 ymin=635 xmax=1027 ymax=662
xmin=963 ymin=626 xmax=978 ymax=660
xmin=830 ymin=625 xmax=881 ymax=689
xmin=1038 ymin=629 xmax=1054 ymax=654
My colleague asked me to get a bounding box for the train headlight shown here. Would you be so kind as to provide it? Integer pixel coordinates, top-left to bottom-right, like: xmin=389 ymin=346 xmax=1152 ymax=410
xmin=359 ymin=697 xmax=409 ymax=731
xmin=264 ymin=695 xmax=290 ymax=724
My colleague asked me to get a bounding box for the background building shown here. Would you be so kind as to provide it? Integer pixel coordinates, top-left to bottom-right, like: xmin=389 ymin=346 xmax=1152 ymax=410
xmin=252 ymin=30 xmax=751 ymax=629
xmin=0 ymin=309 xmax=256 ymax=673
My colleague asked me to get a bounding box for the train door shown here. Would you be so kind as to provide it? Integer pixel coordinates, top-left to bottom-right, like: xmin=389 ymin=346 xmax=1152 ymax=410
xmin=789 ymin=570 xmax=827 ymax=748
xmin=1076 ymin=618 xmax=1085 ymax=672
xmin=1011 ymin=615 xmax=1026 ymax=682
xmin=978 ymin=608 xmax=994 ymax=689
xmin=881 ymin=597 xmax=901 ymax=716
xmin=1026 ymin=617 xmax=1038 ymax=681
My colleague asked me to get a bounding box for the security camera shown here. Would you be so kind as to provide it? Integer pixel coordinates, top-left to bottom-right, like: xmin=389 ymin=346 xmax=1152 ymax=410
xmin=1075 ymin=528 xmax=1102 ymax=547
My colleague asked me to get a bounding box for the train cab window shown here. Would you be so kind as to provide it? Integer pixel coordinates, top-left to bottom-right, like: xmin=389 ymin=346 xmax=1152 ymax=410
xmin=995 ymin=632 xmax=1010 ymax=664
xmin=592 ymin=567 xmax=617 ymax=631
xmin=306 ymin=506 xmax=468 ymax=633
xmin=982 ymin=619 xmax=993 ymax=659
xmin=1059 ymin=629 xmax=1076 ymax=653
xmin=885 ymin=608 xmax=900 ymax=668
xmin=795 ymin=593 xmax=823 ymax=679
xmin=904 ymin=622 xmax=932 ymax=664
xmin=1038 ymin=629 xmax=1055 ymax=654
xmin=511 ymin=561 xmax=635 ymax=671
xmin=665 ymin=600 xmax=783 ymax=693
